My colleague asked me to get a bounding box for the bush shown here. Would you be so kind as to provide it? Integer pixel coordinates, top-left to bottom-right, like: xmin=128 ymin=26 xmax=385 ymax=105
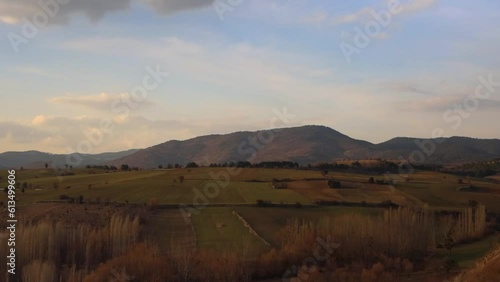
xmin=327 ymin=179 xmax=341 ymax=188
xmin=185 ymin=162 xmax=199 ymax=168
xmin=256 ymin=199 xmax=272 ymax=207
xmin=59 ymin=195 xmax=70 ymax=200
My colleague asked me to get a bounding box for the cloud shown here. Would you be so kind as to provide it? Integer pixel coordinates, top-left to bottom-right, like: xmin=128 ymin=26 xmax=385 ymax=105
xmin=0 ymin=0 xmax=214 ymax=25
xmin=334 ymin=7 xmax=374 ymax=25
xmin=145 ymin=0 xmax=214 ymax=15
xmin=0 ymin=0 xmax=130 ymax=24
xmin=402 ymin=95 xmax=500 ymax=112
xmin=400 ymin=0 xmax=438 ymax=14
xmin=333 ymin=0 xmax=438 ymax=25
xmin=49 ymin=93 xmax=154 ymax=111
xmin=383 ymin=81 xmax=437 ymax=95
xmin=0 ymin=121 xmax=52 ymax=144
xmin=0 ymin=115 xmax=198 ymax=153
xmin=300 ymin=10 xmax=329 ymax=25
xmin=0 ymin=15 xmax=19 ymax=24
xmin=14 ymin=66 xmax=64 ymax=79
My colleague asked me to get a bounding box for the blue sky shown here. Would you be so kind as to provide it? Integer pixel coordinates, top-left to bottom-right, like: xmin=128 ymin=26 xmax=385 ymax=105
xmin=0 ymin=0 xmax=499 ymax=154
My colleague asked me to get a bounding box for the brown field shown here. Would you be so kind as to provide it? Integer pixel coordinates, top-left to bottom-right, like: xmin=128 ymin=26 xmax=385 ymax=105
xmin=287 ymin=179 xmax=410 ymax=205
xmin=142 ymin=209 xmax=197 ymax=254
xmin=1 ymin=203 xmax=125 ymax=228
xmin=486 ymin=174 xmax=500 ymax=182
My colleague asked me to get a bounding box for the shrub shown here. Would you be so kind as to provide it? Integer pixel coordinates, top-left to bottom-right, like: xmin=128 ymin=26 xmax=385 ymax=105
xmin=59 ymin=194 xmax=71 ymax=200
xmin=327 ymin=179 xmax=341 ymax=188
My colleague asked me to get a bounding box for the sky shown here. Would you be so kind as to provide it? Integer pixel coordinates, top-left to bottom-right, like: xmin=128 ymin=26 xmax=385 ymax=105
xmin=0 ymin=0 xmax=499 ymax=154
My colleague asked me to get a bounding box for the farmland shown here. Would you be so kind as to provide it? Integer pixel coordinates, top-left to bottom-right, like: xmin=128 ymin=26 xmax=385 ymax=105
xmin=1 ymin=166 xmax=500 ymax=281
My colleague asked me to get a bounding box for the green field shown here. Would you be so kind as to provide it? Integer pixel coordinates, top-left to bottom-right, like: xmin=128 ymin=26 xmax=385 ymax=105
xmin=190 ymin=207 xmax=270 ymax=255
xmin=391 ymin=171 xmax=500 ymax=212
xmin=4 ymin=168 xmax=313 ymax=206
xmin=434 ymin=234 xmax=500 ymax=268
xmin=2 ymin=167 xmax=499 ymax=267
xmin=234 ymin=206 xmax=383 ymax=246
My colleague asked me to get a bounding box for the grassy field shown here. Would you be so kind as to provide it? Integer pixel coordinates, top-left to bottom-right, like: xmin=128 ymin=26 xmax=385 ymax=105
xmin=391 ymin=171 xmax=500 ymax=212
xmin=2 ymin=167 xmax=499 ymax=249
xmin=234 ymin=206 xmax=383 ymax=246
xmin=190 ymin=207 xmax=270 ymax=255
xmin=142 ymin=209 xmax=197 ymax=254
xmin=3 ymin=168 xmax=313 ymax=206
xmin=2 ymin=166 xmax=500 ymax=281
xmin=434 ymin=234 xmax=500 ymax=268
xmin=2 ymin=167 xmax=499 ymax=213
xmin=287 ymin=179 xmax=410 ymax=204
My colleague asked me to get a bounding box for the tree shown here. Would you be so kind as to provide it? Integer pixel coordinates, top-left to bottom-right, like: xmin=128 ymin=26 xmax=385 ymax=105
xmin=158 ymin=164 xmax=163 ymax=169
xmin=368 ymin=177 xmax=375 ymax=184
xmin=327 ymin=179 xmax=341 ymax=188
xmin=45 ymin=163 xmax=49 ymax=169
xmin=444 ymin=223 xmax=455 ymax=254
xmin=120 ymin=164 xmax=129 ymax=171
xmin=185 ymin=162 xmax=199 ymax=168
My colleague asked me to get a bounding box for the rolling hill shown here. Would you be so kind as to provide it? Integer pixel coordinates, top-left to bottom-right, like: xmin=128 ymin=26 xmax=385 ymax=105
xmin=1 ymin=125 xmax=499 ymax=168
xmin=0 ymin=149 xmax=139 ymax=169
xmin=110 ymin=125 xmax=500 ymax=168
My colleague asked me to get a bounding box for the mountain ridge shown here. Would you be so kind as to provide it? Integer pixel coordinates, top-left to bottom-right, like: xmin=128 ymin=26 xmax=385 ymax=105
xmin=1 ymin=125 xmax=499 ymax=168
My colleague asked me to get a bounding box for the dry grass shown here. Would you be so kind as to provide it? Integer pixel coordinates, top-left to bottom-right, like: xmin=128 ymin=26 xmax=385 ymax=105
xmin=454 ymin=246 xmax=500 ymax=282
xmin=287 ymin=180 xmax=409 ymax=205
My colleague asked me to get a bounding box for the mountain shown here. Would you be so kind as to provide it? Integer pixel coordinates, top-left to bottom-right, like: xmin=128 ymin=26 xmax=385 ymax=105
xmin=110 ymin=125 xmax=373 ymax=168
xmin=372 ymin=137 xmax=500 ymax=164
xmin=0 ymin=149 xmax=139 ymax=169
xmin=110 ymin=125 xmax=500 ymax=168
xmin=2 ymin=126 xmax=499 ymax=169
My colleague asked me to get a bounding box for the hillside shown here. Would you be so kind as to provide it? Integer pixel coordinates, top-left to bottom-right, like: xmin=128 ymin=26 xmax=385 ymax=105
xmin=375 ymin=137 xmax=500 ymax=164
xmin=110 ymin=125 xmax=374 ymax=168
xmin=111 ymin=125 xmax=500 ymax=168
xmin=0 ymin=149 xmax=139 ymax=169
xmin=2 ymin=126 xmax=499 ymax=169
xmin=455 ymin=246 xmax=500 ymax=282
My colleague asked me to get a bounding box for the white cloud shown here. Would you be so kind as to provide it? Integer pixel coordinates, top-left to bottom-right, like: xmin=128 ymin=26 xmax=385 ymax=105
xmin=300 ymin=10 xmax=329 ymax=25
xmin=14 ymin=66 xmax=65 ymax=79
xmin=0 ymin=115 xmax=198 ymax=153
xmin=400 ymin=0 xmax=437 ymax=14
xmin=334 ymin=7 xmax=374 ymax=25
xmin=0 ymin=15 xmax=19 ymax=24
xmin=403 ymin=95 xmax=500 ymax=112
xmin=0 ymin=0 xmax=214 ymax=25
xmin=333 ymin=0 xmax=439 ymax=25
xmin=49 ymin=93 xmax=154 ymax=111
xmin=145 ymin=0 xmax=214 ymax=15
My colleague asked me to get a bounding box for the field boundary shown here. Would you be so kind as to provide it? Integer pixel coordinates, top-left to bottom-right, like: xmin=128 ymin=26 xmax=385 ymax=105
xmin=232 ymin=210 xmax=271 ymax=247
